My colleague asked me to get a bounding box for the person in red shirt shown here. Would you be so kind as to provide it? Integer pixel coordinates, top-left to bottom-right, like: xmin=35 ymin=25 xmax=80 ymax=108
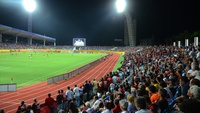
xmin=112 ymin=98 xmax=122 ymax=113
xmin=45 ymin=93 xmax=55 ymax=113
xmin=107 ymin=75 xmax=113 ymax=86
xmin=149 ymin=85 xmax=159 ymax=104
xmin=119 ymin=85 xmax=125 ymax=94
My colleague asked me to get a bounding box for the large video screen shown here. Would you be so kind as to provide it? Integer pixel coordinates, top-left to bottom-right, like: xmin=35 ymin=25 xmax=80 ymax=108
xmin=73 ymin=38 xmax=86 ymax=46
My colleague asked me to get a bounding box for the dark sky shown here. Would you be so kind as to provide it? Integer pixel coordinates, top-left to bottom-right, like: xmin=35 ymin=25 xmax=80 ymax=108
xmin=0 ymin=0 xmax=200 ymax=46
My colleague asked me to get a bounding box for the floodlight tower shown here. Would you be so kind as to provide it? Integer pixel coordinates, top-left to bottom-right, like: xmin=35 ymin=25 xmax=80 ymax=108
xmin=116 ymin=0 xmax=136 ymax=47
xmin=23 ymin=0 xmax=36 ymax=45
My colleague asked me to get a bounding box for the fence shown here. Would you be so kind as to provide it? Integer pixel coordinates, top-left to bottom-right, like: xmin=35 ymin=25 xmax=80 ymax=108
xmin=47 ymin=55 xmax=109 ymax=84
xmin=0 ymin=83 xmax=17 ymax=92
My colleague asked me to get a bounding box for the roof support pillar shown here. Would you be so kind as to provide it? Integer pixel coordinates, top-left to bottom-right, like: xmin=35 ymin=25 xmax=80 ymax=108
xmin=43 ymin=40 xmax=46 ymax=46
xmin=16 ymin=36 xmax=18 ymax=44
xmin=28 ymin=38 xmax=32 ymax=45
xmin=0 ymin=34 xmax=2 ymax=43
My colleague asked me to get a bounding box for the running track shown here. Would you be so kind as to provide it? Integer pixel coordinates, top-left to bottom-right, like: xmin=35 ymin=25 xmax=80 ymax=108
xmin=0 ymin=54 xmax=120 ymax=113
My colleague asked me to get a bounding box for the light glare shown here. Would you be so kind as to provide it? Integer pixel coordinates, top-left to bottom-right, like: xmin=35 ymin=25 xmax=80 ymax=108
xmin=23 ymin=0 xmax=36 ymax=13
xmin=116 ymin=0 xmax=126 ymax=13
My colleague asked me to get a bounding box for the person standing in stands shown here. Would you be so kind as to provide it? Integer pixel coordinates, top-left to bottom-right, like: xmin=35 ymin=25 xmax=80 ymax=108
xmin=66 ymin=86 xmax=74 ymax=108
xmin=84 ymin=80 xmax=90 ymax=101
xmin=93 ymin=79 xmax=98 ymax=95
xmin=45 ymin=93 xmax=55 ymax=113
xmin=60 ymin=89 xmax=67 ymax=109
xmin=56 ymin=90 xmax=63 ymax=111
xmin=73 ymin=84 xmax=81 ymax=107
xmin=89 ymin=81 xmax=93 ymax=97
xmin=32 ymin=98 xmax=41 ymax=113
xmin=16 ymin=100 xmax=27 ymax=113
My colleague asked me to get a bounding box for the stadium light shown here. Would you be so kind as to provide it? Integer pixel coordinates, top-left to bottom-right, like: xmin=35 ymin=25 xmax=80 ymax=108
xmin=23 ymin=0 xmax=37 ymax=13
xmin=22 ymin=0 xmax=37 ymax=45
xmin=115 ymin=0 xmax=136 ymax=46
xmin=116 ymin=0 xmax=126 ymax=13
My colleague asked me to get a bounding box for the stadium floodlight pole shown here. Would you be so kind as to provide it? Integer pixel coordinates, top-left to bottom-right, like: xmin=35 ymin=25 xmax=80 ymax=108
xmin=23 ymin=0 xmax=36 ymax=45
xmin=116 ymin=0 xmax=136 ymax=47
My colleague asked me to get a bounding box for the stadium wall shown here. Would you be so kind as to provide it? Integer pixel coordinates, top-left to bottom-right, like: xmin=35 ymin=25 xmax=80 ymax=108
xmin=0 ymin=49 xmax=125 ymax=54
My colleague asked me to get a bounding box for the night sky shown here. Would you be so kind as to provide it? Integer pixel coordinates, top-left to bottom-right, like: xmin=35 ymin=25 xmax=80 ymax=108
xmin=0 ymin=0 xmax=200 ymax=46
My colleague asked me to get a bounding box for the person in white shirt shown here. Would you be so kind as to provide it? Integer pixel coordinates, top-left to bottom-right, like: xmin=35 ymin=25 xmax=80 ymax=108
xmin=109 ymin=83 xmax=115 ymax=93
xmin=65 ymin=86 xmax=74 ymax=108
xmin=91 ymin=95 xmax=100 ymax=109
xmin=196 ymin=48 xmax=200 ymax=59
xmin=112 ymin=75 xmax=118 ymax=84
xmin=119 ymin=99 xmax=129 ymax=113
xmin=73 ymin=84 xmax=80 ymax=107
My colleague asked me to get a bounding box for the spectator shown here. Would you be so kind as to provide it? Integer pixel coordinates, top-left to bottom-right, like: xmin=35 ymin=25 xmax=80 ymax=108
xmin=60 ymin=89 xmax=67 ymax=109
xmin=175 ymin=76 xmax=190 ymax=103
xmin=69 ymin=98 xmax=79 ymax=113
xmin=73 ymin=84 xmax=81 ymax=107
xmin=26 ymin=105 xmax=34 ymax=113
xmin=127 ymin=94 xmax=136 ymax=113
xmin=56 ymin=90 xmax=63 ymax=110
xmin=109 ymin=82 xmax=115 ymax=93
xmin=102 ymin=102 xmax=113 ymax=113
xmin=156 ymin=89 xmax=168 ymax=113
xmin=189 ymin=78 xmax=200 ymax=87
xmin=135 ymin=97 xmax=151 ymax=113
xmin=89 ymin=81 xmax=93 ymax=97
xmin=143 ymin=95 xmax=160 ymax=113
xmin=0 ymin=109 xmax=4 ymax=113
xmin=177 ymin=99 xmax=200 ymax=113
xmin=148 ymin=85 xmax=159 ymax=104
xmin=112 ymin=98 xmax=121 ymax=113
xmin=159 ymin=81 xmax=173 ymax=104
xmin=119 ymin=99 xmax=129 ymax=113
xmin=45 ymin=93 xmax=55 ymax=113
xmin=93 ymin=79 xmax=98 ymax=95
xmin=65 ymin=86 xmax=74 ymax=108
xmin=187 ymin=85 xmax=200 ymax=100
xmin=81 ymin=101 xmax=91 ymax=112
xmin=16 ymin=100 xmax=27 ymax=113
xmin=119 ymin=85 xmax=125 ymax=94
xmin=32 ymin=98 xmax=40 ymax=113
xmin=84 ymin=80 xmax=90 ymax=101
xmin=109 ymin=94 xmax=115 ymax=109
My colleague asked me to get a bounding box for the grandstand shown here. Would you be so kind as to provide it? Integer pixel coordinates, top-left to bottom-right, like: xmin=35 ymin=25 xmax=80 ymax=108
xmin=0 ymin=24 xmax=56 ymax=46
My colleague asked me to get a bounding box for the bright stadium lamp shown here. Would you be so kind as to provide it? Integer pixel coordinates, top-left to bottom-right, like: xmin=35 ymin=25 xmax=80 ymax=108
xmin=23 ymin=0 xmax=37 ymax=13
xmin=116 ymin=0 xmax=126 ymax=13
xmin=22 ymin=0 xmax=37 ymax=45
xmin=115 ymin=0 xmax=136 ymax=46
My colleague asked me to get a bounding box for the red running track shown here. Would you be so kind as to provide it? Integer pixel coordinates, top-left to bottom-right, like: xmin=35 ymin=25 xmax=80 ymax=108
xmin=0 ymin=54 xmax=120 ymax=113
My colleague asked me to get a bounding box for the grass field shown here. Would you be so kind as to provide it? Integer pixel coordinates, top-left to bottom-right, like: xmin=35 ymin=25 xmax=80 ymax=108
xmin=0 ymin=52 xmax=106 ymax=88
xmin=113 ymin=54 xmax=124 ymax=71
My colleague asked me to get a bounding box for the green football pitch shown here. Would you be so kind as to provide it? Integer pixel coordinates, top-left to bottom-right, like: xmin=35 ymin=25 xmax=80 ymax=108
xmin=0 ymin=52 xmax=106 ymax=88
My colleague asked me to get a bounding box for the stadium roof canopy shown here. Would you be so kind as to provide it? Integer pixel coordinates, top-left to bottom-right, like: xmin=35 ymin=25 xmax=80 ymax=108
xmin=0 ymin=24 xmax=56 ymax=42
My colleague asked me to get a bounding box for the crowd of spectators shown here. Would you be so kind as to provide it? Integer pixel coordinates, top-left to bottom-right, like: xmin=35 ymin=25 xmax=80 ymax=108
xmin=2 ymin=43 xmax=200 ymax=113
xmin=0 ymin=42 xmax=134 ymax=51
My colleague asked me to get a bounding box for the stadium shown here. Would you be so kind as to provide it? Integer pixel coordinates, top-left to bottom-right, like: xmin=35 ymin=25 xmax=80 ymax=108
xmin=1 ymin=0 xmax=200 ymax=113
